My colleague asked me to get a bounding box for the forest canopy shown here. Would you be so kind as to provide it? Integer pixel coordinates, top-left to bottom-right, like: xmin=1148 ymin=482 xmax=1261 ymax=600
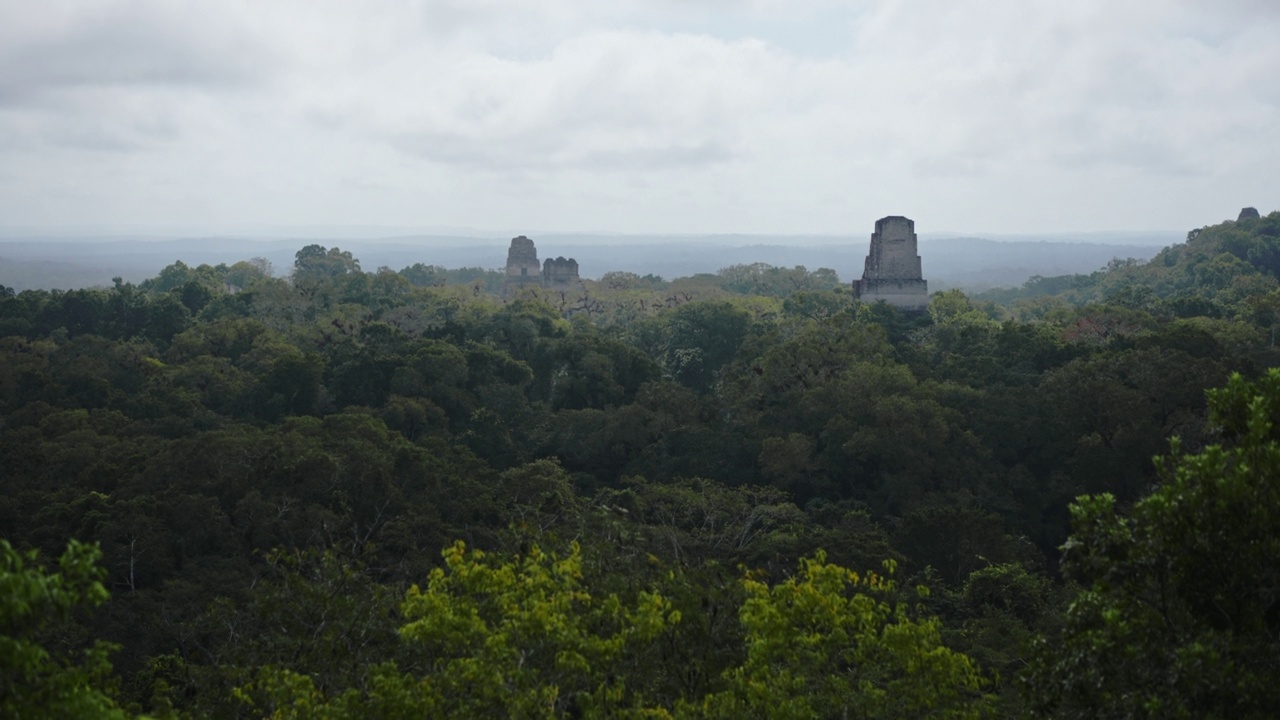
xmin=2 ymin=212 xmax=1280 ymax=718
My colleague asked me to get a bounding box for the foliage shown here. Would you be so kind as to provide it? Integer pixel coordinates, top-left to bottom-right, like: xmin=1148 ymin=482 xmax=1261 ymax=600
xmin=1027 ymin=370 xmax=1280 ymax=718
xmin=979 ymin=211 xmax=1280 ymax=321
xmin=0 ymin=539 xmax=133 ymax=719
xmin=237 ymin=542 xmax=996 ymax=719
xmin=715 ymin=263 xmax=841 ymax=298
xmin=3 ymin=215 xmax=1279 ymax=716
xmin=691 ymin=553 xmax=992 ymax=719
xmin=238 ymin=541 xmax=678 ymax=718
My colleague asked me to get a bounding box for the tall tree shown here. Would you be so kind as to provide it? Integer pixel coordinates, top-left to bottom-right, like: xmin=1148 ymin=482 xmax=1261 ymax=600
xmin=692 ymin=552 xmax=991 ymax=719
xmin=0 ymin=540 xmax=133 ymax=719
xmin=1028 ymin=370 xmax=1280 ymax=718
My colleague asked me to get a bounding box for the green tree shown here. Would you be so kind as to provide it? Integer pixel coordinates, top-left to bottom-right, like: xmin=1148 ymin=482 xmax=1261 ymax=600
xmin=0 ymin=539 xmax=132 ymax=719
xmin=291 ymin=246 xmax=362 ymax=315
xmin=1028 ymin=369 xmax=1280 ymax=718
xmin=399 ymin=541 xmax=676 ymax=717
xmin=781 ymin=289 xmax=854 ymax=321
xmin=224 ymin=258 xmax=274 ymax=290
xmin=399 ymin=263 xmax=448 ymax=288
xmin=196 ymin=548 xmax=402 ymax=714
xmin=238 ymin=541 xmax=678 ymax=718
xmin=691 ymin=553 xmax=991 ymax=719
xmin=665 ymin=301 xmax=751 ymax=393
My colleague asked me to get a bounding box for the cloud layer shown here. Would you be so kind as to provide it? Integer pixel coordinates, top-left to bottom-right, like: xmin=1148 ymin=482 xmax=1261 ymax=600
xmin=1 ymin=0 xmax=1277 ymax=234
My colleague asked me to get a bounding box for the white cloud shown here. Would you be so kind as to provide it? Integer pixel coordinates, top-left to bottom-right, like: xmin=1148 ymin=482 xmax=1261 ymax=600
xmin=335 ymin=31 xmax=794 ymax=172
xmin=0 ymin=0 xmax=1276 ymax=234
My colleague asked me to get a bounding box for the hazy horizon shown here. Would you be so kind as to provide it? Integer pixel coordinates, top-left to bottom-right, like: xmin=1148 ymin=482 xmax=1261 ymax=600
xmin=0 ymin=223 xmax=1190 ymax=246
xmin=0 ymin=230 xmax=1172 ymax=294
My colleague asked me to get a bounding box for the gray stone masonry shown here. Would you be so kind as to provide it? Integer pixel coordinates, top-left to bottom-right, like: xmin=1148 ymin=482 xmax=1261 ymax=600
xmin=503 ymin=235 xmax=543 ymax=296
xmin=853 ymin=216 xmax=929 ymax=310
xmin=502 ymin=236 xmax=580 ymax=296
xmin=543 ymin=256 xmax=580 ymax=289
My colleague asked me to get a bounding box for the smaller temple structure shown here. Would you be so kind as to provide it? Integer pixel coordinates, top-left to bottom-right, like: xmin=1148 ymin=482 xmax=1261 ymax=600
xmin=543 ymin=256 xmax=580 ymax=290
xmin=503 ymin=236 xmax=580 ymax=296
xmin=852 ymin=216 xmax=928 ymax=311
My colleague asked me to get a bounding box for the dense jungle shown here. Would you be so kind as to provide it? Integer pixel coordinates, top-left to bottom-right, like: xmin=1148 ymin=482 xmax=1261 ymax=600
xmin=3 ymin=211 xmax=1280 ymax=718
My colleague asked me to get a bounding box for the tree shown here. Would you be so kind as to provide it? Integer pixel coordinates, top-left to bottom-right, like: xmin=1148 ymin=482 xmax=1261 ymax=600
xmin=896 ymin=505 xmax=1018 ymax=585
xmin=0 ymin=539 xmax=132 ymax=719
xmin=199 ymin=548 xmax=403 ymax=710
xmin=781 ymin=289 xmax=853 ymax=321
xmin=238 ymin=541 xmax=678 ymax=718
xmin=399 ymin=263 xmax=448 ymax=288
xmin=716 ymin=264 xmax=841 ymax=298
xmin=142 ymin=260 xmax=197 ymax=294
xmin=665 ymin=301 xmax=751 ymax=393
xmin=293 ymin=246 xmax=360 ymax=280
xmin=691 ymin=552 xmax=991 ymax=719
xmin=401 ymin=541 xmax=677 ymax=717
xmin=547 ymin=327 xmax=661 ymax=410
xmin=291 ymin=246 xmax=362 ymax=315
xmin=224 ymin=258 xmax=273 ymax=290
xmin=1028 ymin=370 xmax=1280 ymax=718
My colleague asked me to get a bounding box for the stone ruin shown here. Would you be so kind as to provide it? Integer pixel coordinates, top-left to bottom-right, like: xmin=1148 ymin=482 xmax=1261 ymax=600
xmin=852 ymin=215 xmax=929 ymax=311
xmin=503 ymin=235 xmax=543 ymax=295
xmin=543 ymin=256 xmax=580 ymax=290
xmin=502 ymin=236 xmax=579 ymax=296
xmin=1239 ymin=207 xmax=1261 ymax=221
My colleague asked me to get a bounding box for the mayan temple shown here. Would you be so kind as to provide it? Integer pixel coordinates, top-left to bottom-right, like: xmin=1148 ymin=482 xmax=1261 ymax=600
xmin=503 ymin=236 xmax=580 ymax=296
xmin=542 ymin=256 xmax=580 ymax=290
xmin=503 ymin=235 xmax=543 ymax=296
xmin=852 ymin=215 xmax=929 ymax=310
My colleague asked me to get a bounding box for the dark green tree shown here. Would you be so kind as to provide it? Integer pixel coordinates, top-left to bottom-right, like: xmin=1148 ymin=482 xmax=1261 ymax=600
xmin=0 ymin=539 xmax=133 ymax=719
xmin=1028 ymin=369 xmax=1280 ymax=718
xmin=665 ymin=301 xmax=751 ymax=393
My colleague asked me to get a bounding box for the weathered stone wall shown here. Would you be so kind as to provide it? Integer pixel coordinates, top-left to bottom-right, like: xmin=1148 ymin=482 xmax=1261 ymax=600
xmin=543 ymin=256 xmax=580 ymax=290
xmin=504 ymin=235 xmax=543 ymax=295
xmin=853 ymin=216 xmax=928 ymax=310
xmin=502 ymin=236 xmax=582 ymax=296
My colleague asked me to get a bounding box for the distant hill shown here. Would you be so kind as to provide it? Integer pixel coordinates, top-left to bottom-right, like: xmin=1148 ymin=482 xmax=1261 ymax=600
xmin=975 ymin=211 xmax=1280 ymax=311
xmin=0 ymin=232 xmax=1174 ymax=293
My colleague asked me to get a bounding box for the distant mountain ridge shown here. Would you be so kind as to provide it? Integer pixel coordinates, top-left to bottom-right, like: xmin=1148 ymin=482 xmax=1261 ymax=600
xmin=0 ymin=233 xmax=1173 ymax=293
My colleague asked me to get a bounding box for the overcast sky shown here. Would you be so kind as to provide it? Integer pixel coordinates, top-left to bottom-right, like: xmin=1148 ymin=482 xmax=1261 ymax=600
xmin=1 ymin=0 xmax=1277 ymax=237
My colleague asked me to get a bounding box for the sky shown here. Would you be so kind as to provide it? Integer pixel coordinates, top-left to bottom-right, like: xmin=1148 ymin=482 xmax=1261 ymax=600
xmin=1 ymin=0 xmax=1277 ymax=237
